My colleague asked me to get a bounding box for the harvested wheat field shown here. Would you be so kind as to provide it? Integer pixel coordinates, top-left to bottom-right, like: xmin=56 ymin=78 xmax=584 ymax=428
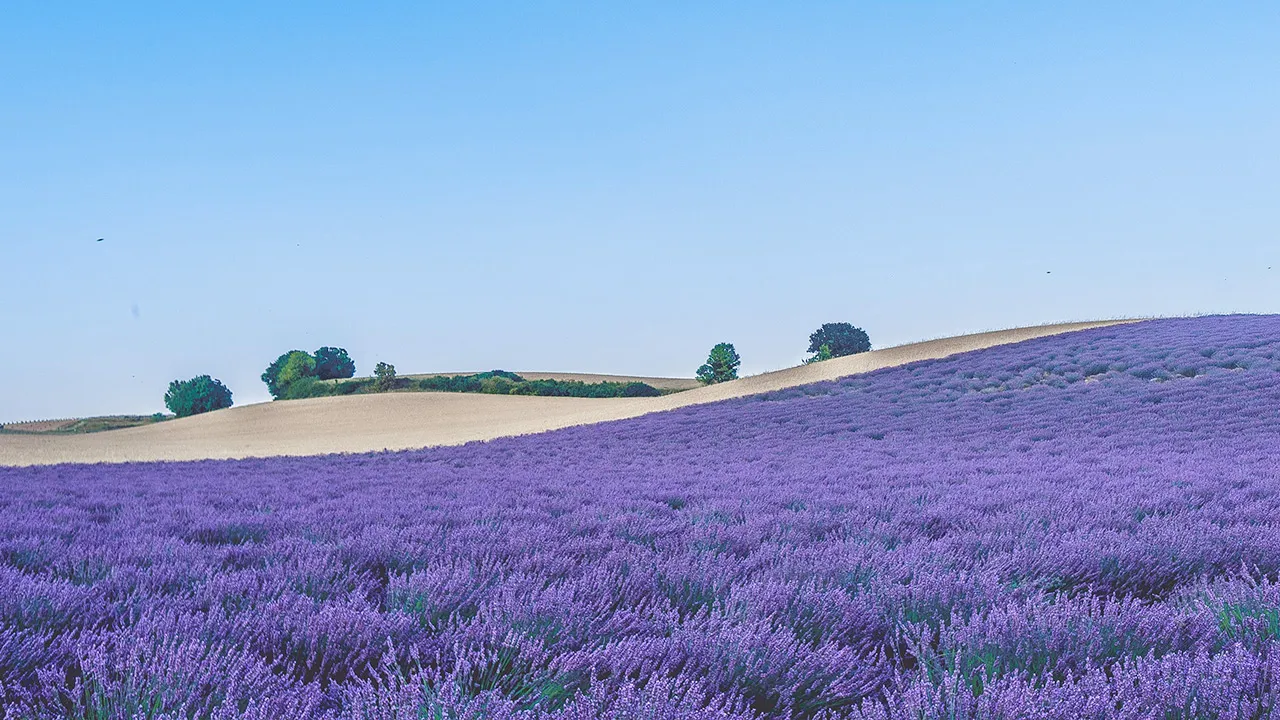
xmin=0 ymin=320 xmax=1132 ymax=466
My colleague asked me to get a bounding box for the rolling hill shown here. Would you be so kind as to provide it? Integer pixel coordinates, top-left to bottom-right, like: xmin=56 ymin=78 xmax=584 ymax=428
xmin=0 ymin=321 xmax=1129 ymax=466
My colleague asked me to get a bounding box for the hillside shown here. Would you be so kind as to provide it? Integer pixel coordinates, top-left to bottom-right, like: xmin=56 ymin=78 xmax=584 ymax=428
xmin=0 ymin=320 xmax=1127 ymax=466
xmin=2 ymin=315 xmax=1276 ymax=717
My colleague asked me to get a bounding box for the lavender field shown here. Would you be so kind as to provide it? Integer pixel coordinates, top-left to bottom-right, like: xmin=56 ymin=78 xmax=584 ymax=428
xmin=3 ymin=316 xmax=1280 ymax=719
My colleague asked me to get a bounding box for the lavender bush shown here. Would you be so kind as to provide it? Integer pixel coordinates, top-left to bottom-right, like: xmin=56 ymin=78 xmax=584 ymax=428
xmin=2 ymin=315 xmax=1279 ymax=719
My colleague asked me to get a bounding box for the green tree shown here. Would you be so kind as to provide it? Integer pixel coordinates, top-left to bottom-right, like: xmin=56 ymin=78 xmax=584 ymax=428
xmin=807 ymin=323 xmax=871 ymax=360
xmin=277 ymin=351 xmax=319 ymax=394
xmin=696 ymin=343 xmax=741 ymax=384
xmin=314 ymin=346 xmax=356 ymax=380
xmin=164 ymin=375 xmax=233 ymax=417
xmin=262 ymin=350 xmax=318 ymax=399
xmin=803 ymin=343 xmax=834 ymax=365
xmin=373 ymin=362 xmax=397 ymax=392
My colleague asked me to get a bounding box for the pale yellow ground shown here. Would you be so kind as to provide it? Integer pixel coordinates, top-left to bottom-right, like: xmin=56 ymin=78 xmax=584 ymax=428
xmin=0 ymin=320 xmax=1135 ymax=467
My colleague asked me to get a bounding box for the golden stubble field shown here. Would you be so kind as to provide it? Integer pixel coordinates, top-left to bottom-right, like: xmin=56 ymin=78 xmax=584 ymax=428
xmin=0 ymin=320 xmax=1134 ymax=467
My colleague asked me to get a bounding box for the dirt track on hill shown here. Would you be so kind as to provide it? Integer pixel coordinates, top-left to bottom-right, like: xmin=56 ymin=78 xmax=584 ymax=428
xmin=0 ymin=320 xmax=1135 ymax=466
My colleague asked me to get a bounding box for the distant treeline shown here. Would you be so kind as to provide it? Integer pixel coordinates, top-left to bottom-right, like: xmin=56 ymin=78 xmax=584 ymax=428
xmin=154 ymin=321 xmax=874 ymax=417
xmin=289 ymin=370 xmax=664 ymax=400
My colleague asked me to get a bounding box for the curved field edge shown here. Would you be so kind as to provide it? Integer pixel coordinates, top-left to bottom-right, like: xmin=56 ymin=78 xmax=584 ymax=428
xmin=0 ymin=319 xmax=1134 ymax=466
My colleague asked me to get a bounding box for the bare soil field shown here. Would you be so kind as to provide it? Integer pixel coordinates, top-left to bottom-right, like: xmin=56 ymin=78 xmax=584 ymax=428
xmin=0 ymin=320 xmax=1133 ymax=466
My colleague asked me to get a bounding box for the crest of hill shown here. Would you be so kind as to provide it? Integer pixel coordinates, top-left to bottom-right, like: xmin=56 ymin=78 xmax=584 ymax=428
xmin=0 ymin=320 xmax=1133 ymax=466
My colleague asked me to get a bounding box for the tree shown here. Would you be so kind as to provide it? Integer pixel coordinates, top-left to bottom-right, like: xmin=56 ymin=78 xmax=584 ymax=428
xmin=807 ymin=323 xmax=871 ymax=360
xmin=262 ymin=350 xmax=318 ymax=399
xmin=314 ymin=347 xmax=356 ymax=380
xmin=696 ymin=343 xmax=741 ymax=385
xmin=373 ymin=362 xmax=397 ymax=392
xmin=277 ymin=351 xmax=318 ymax=390
xmin=164 ymin=375 xmax=233 ymax=418
xmin=803 ymin=343 xmax=834 ymax=365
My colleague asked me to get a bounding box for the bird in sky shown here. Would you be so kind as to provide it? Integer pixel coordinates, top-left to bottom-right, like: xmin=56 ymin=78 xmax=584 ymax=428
xmin=96 ymin=238 xmax=103 ymax=242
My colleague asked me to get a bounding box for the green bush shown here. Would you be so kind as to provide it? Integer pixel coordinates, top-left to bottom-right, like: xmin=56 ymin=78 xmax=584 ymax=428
xmin=480 ymin=376 xmax=516 ymax=394
xmin=419 ymin=375 xmax=484 ymax=392
xmin=414 ymin=371 xmax=661 ymax=398
xmin=476 ymin=370 xmax=524 ymax=381
xmin=373 ymin=362 xmax=398 ymax=392
xmin=314 ymin=347 xmax=356 ymax=380
xmin=696 ymin=343 xmax=741 ymax=384
xmin=332 ymin=379 xmax=369 ymax=395
xmin=807 ymin=323 xmax=871 ymax=359
xmin=620 ymin=381 xmax=662 ymax=397
xmin=280 ymin=376 xmax=334 ymax=400
xmin=263 ymin=347 xmax=354 ymax=398
xmin=508 ymin=378 xmax=663 ymax=398
xmin=278 ymin=352 xmax=318 ymax=389
xmin=164 ymin=375 xmax=233 ymax=417
xmin=803 ymin=343 xmax=835 ymax=365
xmin=261 ymin=353 xmax=290 ymax=398
xmin=511 ymin=379 xmax=583 ymax=396
xmin=262 ymin=350 xmax=319 ymax=399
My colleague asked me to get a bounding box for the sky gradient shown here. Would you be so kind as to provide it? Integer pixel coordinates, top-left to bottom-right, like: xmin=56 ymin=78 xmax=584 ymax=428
xmin=2 ymin=2 xmax=1278 ymax=423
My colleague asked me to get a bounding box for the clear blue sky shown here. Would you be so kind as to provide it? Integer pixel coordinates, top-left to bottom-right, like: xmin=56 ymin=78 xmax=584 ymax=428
xmin=2 ymin=2 xmax=1278 ymax=423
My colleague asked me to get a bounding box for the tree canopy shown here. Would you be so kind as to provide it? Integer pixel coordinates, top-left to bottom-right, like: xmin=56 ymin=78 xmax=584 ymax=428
xmin=373 ymin=362 xmax=397 ymax=392
xmin=696 ymin=343 xmax=741 ymax=384
xmin=262 ymin=350 xmax=318 ymax=399
xmin=164 ymin=375 xmax=233 ymax=418
xmin=314 ymin=347 xmax=356 ymax=380
xmin=807 ymin=323 xmax=871 ymax=359
xmin=803 ymin=343 xmax=834 ymax=365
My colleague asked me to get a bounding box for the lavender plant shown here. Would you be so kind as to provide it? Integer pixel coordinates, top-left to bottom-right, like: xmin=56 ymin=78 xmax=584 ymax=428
xmin=2 ymin=315 xmax=1280 ymax=719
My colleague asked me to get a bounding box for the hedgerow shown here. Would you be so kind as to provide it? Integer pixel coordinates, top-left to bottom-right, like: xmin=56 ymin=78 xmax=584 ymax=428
xmin=417 ymin=372 xmax=662 ymax=398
